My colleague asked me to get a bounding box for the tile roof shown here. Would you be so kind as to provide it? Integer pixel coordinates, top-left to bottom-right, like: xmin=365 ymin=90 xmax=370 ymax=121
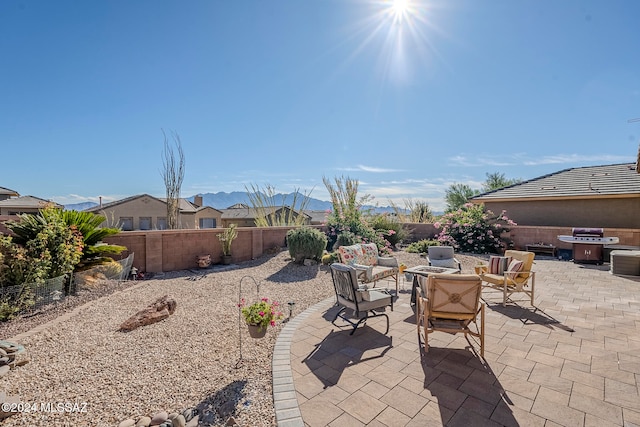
xmin=221 ymin=206 xmax=310 ymax=220
xmin=0 ymin=195 xmax=62 ymax=208
xmin=472 ymin=163 xmax=640 ymax=201
xmin=86 ymin=194 xmax=211 ymax=213
xmin=0 ymin=187 xmax=19 ymax=197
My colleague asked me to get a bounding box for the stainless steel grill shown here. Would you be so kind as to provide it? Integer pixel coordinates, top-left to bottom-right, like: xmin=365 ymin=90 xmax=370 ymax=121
xmin=572 ymin=228 xmax=604 ymax=264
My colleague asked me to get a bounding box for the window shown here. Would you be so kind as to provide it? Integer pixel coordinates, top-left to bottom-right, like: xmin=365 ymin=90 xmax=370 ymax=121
xmin=199 ymin=218 xmax=217 ymax=229
xmin=120 ymin=217 xmax=133 ymax=231
xmin=139 ymin=217 xmax=152 ymax=230
xmin=157 ymin=217 xmax=167 ymax=230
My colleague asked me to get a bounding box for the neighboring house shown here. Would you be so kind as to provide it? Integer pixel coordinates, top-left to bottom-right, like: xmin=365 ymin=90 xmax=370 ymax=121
xmin=86 ymin=194 xmax=222 ymax=230
xmin=220 ymin=204 xmax=311 ymax=227
xmin=304 ymin=210 xmax=330 ymax=225
xmin=0 ymin=186 xmax=19 ymax=202
xmin=470 ymin=163 xmax=640 ymax=229
xmin=0 ymin=186 xmax=62 ymax=215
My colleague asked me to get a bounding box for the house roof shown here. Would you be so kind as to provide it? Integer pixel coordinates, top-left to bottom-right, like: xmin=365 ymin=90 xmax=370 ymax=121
xmin=471 ymin=163 xmax=640 ymax=202
xmin=0 ymin=187 xmax=19 ymax=197
xmin=304 ymin=210 xmax=330 ymax=224
xmin=221 ymin=206 xmax=311 ymax=220
xmin=0 ymin=195 xmax=62 ymax=208
xmin=86 ymin=194 xmax=221 ymax=214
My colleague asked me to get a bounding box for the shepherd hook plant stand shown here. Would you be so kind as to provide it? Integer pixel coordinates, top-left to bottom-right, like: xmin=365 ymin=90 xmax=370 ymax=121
xmin=235 ymin=275 xmax=260 ymax=369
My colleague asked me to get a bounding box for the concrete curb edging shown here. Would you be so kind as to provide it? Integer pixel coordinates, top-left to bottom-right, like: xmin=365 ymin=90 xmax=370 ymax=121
xmin=272 ymin=297 xmax=335 ymax=427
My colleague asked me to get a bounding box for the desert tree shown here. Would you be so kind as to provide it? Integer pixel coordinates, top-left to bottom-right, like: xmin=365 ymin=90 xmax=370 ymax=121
xmin=161 ymin=130 xmax=185 ymax=230
xmin=482 ymin=172 xmax=521 ymax=192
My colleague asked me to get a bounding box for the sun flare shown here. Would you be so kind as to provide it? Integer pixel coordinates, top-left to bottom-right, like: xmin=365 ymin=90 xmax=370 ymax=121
xmin=391 ymin=0 xmax=411 ymax=16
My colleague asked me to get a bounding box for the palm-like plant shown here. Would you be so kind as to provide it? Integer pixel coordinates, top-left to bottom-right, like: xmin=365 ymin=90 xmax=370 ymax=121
xmin=8 ymin=207 xmax=125 ymax=269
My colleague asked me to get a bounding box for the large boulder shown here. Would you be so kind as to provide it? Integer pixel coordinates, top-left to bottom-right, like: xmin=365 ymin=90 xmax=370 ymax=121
xmin=119 ymin=295 xmax=177 ymax=332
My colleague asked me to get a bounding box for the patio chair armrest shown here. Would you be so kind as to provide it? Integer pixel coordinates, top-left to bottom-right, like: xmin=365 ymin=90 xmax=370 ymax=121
xmin=352 ymin=263 xmax=373 ymax=281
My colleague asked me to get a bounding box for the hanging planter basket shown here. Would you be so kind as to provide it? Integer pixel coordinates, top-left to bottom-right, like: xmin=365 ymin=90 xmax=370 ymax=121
xmin=246 ymin=323 xmax=267 ymax=339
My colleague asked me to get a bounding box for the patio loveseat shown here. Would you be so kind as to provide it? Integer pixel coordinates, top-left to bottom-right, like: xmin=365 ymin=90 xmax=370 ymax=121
xmin=337 ymin=243 xmax=399 ymax=293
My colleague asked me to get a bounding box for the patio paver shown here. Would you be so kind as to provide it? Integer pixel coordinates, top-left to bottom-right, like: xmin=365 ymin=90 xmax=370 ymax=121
xmin=274 ymin=259 xmax=640 ymax=426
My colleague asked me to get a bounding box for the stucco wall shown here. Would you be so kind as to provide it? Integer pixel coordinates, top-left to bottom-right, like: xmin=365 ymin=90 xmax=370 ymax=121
xmin=104 ymin=226 xmax=311 ymax=273
xmin=483 ymin=198 xmax=640 ymax=229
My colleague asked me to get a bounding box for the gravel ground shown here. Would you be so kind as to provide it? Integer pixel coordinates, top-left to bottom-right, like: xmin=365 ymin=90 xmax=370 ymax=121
xmin=0 ymin=248 xmax=485 ymax=427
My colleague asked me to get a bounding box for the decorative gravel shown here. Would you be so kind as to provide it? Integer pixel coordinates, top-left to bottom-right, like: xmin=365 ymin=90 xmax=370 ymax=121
xmin=0 ymin=249 xmax=485 ymax=427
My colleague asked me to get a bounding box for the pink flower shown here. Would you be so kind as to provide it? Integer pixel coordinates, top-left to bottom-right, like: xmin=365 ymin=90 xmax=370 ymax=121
xmin=387 ymin=230 xmax=396 ymax=235
xmin=261 ymin=298 xmax=269 ymax=302
xmin=259 ymin=311 xmax=265 ymax=317
xmin=270 ymin=320 xmax=276 ymax=326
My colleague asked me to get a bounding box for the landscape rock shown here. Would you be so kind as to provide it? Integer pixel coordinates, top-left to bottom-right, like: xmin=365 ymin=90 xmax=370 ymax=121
xmin=150 ymin=410 xmax=168 ymax=425
xmin=119 ymin=295 xmax=177 ymax=332
xmin=0 ymin=365 xmax=10 ymax=378
xmin=172 ymin=414 xmax=186 ymax=427
xmin=136 ymin=416 xmax=152 ymax=426
xmin=118 ymin=419 xmax=136 ymax=427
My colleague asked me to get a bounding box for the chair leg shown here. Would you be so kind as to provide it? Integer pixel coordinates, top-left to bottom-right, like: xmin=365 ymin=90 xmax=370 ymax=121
xmin=480 ymin=303 xmax=485 ymax=358
xmin=502 ymin=280 xmax=508 ymax=307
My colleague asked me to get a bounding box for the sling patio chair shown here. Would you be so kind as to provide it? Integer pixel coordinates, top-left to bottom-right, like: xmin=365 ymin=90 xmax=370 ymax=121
xmin=427 ymin=246 xmax=462 ymax=271
xmin=480 ymin=250 xmax=536 ymax=307
xmin=330 ymin=263 xmax=393 ymax=335
xmin=416 ymin=273 xmax=485 ymax=357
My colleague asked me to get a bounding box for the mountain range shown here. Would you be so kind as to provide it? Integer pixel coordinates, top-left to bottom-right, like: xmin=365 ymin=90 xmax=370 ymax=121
xmin=65 ymin=192 xmax=397 ymax=213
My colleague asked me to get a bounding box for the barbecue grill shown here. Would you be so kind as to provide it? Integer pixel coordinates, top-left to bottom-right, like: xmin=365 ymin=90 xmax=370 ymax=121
xmin=557 ymin=228 xmax=620 ymax=265
xmin=571 ymin=228 xmax=605 ymax=264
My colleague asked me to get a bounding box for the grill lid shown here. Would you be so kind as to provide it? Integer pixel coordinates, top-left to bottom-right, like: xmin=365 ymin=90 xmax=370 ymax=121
xmin=572 ymin=228 xmax=604 ymax=237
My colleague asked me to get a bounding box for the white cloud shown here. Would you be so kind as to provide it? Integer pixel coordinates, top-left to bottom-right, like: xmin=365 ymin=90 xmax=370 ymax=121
xmin=337 ymin=165 xmax=402 ymax=173
xmin=50 ymin=194 xmax=124 ymax=205
xmin=523 ymin=154 xmax=634 ymax=166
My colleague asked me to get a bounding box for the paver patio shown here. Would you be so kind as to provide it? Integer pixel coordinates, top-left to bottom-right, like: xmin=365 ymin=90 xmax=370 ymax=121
xmin=274 ymin=259 xmax=640 ymax=426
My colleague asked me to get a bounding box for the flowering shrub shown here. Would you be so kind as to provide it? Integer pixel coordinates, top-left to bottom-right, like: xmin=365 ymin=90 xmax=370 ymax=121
xmin=239 ymin=298 xmax=284 ymax=330
xmin=435 ymin=203 xmax=516 ymax=254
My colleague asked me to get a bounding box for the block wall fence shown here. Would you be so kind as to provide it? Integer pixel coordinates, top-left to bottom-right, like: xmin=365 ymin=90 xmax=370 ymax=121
xmin=104 ymin=224 xmax=640 ymax=273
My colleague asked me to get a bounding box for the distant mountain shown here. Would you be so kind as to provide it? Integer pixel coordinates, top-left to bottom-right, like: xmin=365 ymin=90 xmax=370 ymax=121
xmin=65 ymin=202 xmax=98 ymax=211
xmin=189 ymin=192 xmax=396 ymax=213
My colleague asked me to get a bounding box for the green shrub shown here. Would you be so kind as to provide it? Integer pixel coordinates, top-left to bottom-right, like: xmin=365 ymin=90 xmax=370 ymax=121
xmin=369 ymin=214 xmax=409 ymax=247
xmin=406 ymin=239 xmax=440 ymax=254
xmin=287 ymin=227 xmax=328 ymax=264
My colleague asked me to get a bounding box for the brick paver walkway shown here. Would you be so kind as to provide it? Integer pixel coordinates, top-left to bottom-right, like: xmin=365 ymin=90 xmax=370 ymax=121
xmin=275 ymin=259 xmax=640 ymax=426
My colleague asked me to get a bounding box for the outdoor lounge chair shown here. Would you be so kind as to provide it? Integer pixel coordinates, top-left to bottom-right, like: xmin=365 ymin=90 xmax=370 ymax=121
xmin=330 ymin=263 xmax=393 ymax=335
xmin=480 ymin=250 xmax=536 ymax=307
xmin=337 ymin=243 xmax=399 ymax=293
xmin=427 ymin=246 xmax=462 ymax=271
xmin=416 ymin=273 xmax=485 ymax=357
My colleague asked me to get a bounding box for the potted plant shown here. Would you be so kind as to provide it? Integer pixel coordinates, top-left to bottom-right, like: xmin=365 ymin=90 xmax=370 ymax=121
xmin=239 ymin=297 xmax=284 ymax=338
xmin=218 ymin=224 xmax=238 ymax=265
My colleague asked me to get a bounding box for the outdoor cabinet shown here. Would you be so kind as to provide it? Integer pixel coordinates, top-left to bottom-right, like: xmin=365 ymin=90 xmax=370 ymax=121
xmin=573 ymin=243 xmax=603 ymax=264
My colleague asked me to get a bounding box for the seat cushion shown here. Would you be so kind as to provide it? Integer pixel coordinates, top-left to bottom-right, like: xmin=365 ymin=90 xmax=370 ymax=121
xmin=430 ymin=258 xmax=459 ymax=269
xmin=482 ymin=273 xmax=517 ymax=286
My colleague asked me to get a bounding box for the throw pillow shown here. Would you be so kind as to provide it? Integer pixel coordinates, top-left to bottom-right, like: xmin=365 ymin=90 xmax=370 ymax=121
xmin=360 ymin=243 xmax=379 ymax=266
xmin=489 ymin=256 xmax=512 ymax=275
xmin=506 ymin=259 xmax=524 ymax=279
xmin=338 ymin=245 xmax=363 ymax=266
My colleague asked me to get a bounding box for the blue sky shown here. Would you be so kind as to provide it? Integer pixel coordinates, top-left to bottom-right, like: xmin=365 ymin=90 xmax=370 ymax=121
xmin=1 ymin=0 xmax=638 ymax=212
